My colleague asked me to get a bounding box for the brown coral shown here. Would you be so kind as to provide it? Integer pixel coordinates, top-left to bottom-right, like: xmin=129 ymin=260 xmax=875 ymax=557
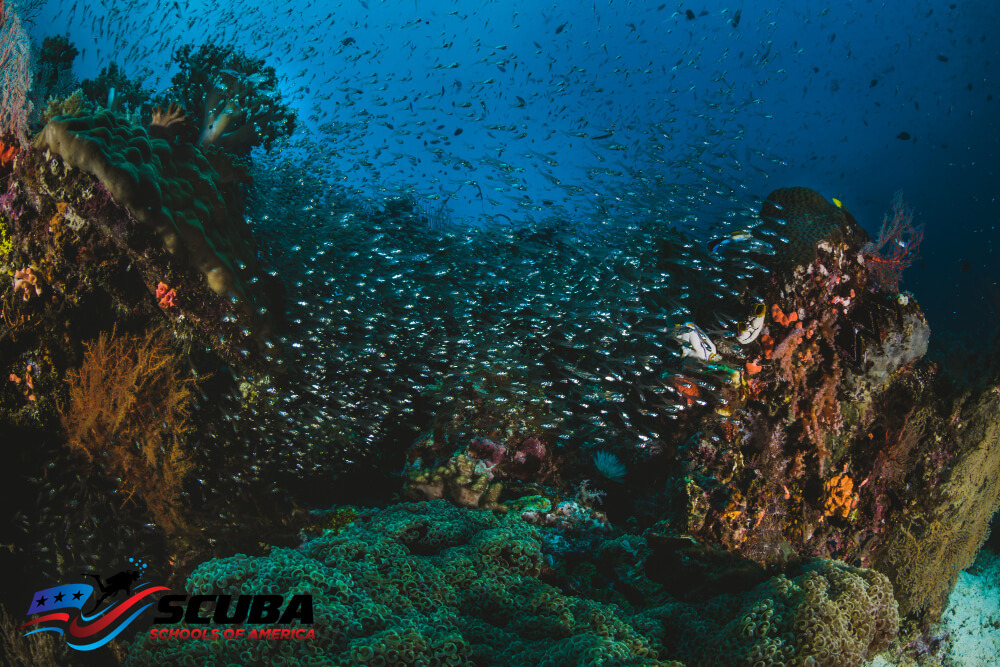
xmin=150 ymin=102 xmax=188 ymax=141
xmin=874 ymin=385 xmax=1000 ymax=621
xmin=663 ymin=558 xmax=898 ymax=666
xmin=403 ymin=450 xmax=503 ymax=509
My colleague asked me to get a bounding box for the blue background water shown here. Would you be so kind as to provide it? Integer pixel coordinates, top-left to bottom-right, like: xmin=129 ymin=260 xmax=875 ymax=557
xmin=25 ymin=0 xmax=1000 ymax=346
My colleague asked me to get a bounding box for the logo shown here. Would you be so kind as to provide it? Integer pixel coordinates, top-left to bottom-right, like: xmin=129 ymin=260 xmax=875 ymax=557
xmin=21 ymin=558 xmax=317 ymax=650
xmin=20 ymin=559 xmax=170 ymax=651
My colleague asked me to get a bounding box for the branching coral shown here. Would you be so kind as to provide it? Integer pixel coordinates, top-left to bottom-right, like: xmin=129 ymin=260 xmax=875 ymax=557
xmin=148 ymin=102 xmax=188 ymax=141
xmin=79 ymin=61 xmax=153 ymax=117
xmin=33 ymin=34 xmax=78 ymax=104
xmin=40 ymin=88 xmax=90 ymax=123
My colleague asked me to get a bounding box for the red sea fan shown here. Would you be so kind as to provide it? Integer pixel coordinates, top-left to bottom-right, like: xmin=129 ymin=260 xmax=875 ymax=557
xmin=862 ymin=191 xmax=923 ymax=293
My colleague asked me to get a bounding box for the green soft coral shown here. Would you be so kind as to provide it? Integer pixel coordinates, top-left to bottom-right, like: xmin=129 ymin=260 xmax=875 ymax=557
xmin=127 ymin=501 xmax=665 ymax=666
xmin=127 ymin=501 xmax=896 ymax=666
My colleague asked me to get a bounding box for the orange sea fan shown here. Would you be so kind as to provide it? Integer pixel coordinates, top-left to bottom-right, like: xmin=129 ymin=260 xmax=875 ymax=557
xmin=60 ymin=328 xmax=199 ymax=536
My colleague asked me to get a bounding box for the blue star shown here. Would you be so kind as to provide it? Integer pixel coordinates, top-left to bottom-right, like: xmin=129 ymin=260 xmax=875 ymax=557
xmin=35 ymin=596 xmax=47 ymax=607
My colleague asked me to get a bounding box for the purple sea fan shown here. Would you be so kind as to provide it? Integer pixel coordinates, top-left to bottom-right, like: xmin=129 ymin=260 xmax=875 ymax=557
xmin=592 ymin=450 xmax=626 ymax=482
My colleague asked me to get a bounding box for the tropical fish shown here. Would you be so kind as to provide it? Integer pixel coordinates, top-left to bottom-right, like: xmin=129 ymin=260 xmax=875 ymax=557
xmin=708 ymin=229 xmax=754 ymax=253
xmin=673 ymin=323 xmax=719 ymax=361
xmin=736 ymin=302 xmax=767 ymax=345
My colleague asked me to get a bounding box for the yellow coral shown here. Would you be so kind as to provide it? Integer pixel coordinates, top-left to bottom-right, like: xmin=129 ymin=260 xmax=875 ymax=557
xmin=42 ymin=89 xmax=90 ymax=122
xmin=823 ymin=473 xmax=855 ymax=519
xmin=722 ymin=490 xmax=745 ymax=521
xmin=0 ymin=217 xmax=12 ymax=256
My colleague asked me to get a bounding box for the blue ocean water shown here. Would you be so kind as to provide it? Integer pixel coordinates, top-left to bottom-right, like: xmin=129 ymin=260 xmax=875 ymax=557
xmin=28 ymin=0 xmax=1000 ymax=340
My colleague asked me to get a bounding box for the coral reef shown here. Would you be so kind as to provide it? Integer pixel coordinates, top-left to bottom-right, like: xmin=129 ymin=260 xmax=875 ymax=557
xmin=126 ymin=500 xmax=897 ymax=666
xmin=658 ymin=558 xmax=899 ymax=666
xmin=79 ymin=62 xmax=153 ymax=119
xmin=621 ymin=186 xmax=999 ymax=636
xmin=2 ymin=54 xmax=997 ymax=666
xmin=403 ymin=446 xmax=504 ymax=509
xmin=386 ymin=185 xmax=995 ymax=640
xmin=26 ymin=110 xmax=277 ymax=366
xmin=127 ymin=501 xmax=665 ymax=666
xmin=0 ymin=47 xmax=302 ymax=605
xmin=33 ymin=111 xmax=256 ymax=298
xmin=873 ymin=383 xmax=1000 ymax=621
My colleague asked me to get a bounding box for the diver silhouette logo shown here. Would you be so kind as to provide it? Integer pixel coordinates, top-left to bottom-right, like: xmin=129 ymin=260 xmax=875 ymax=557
xmin=81 ymin=569 xmax=141 ymax=613
xmin=19 ymin=558 xmax=170 ymax=651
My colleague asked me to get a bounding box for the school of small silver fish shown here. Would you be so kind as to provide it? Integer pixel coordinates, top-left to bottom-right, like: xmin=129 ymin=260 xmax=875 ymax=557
xmin=32 ymin=0 xmax=989 ymax=475
xmin=46 ymin=0 xmax=990 ymax=228
xmin=47 ymin=0 xmax=810 ymax=224
xmin=236 ymin=159 xmax=775 ymax=483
